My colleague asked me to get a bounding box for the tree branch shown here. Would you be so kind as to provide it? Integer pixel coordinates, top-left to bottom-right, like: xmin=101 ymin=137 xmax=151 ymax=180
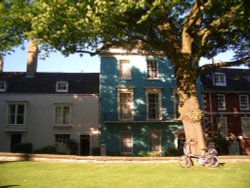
xmin=199 ymin=56 xmax=250 ymax=73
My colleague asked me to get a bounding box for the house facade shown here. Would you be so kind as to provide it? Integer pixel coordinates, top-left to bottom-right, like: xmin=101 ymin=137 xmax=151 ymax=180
xmin=200 ymin=68 xmax=250 ymax=155
xmin=99 ymin=48 xmax=183 ymax=156
xmin=0 ymin=71 xmax=100 ymax=155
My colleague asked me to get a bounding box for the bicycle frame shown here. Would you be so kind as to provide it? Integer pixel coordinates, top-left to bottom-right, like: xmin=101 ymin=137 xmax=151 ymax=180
xmin=179 ymin=141 xmax=219 ymax=168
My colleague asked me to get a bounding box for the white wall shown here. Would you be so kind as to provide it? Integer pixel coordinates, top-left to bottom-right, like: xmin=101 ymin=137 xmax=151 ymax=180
xmin=0 ymin=93 xmax=99 ymax=153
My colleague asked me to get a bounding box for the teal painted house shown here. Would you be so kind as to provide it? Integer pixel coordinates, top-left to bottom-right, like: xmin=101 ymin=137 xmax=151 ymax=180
xmin=100 ymin=48 xmax=183 ymax=156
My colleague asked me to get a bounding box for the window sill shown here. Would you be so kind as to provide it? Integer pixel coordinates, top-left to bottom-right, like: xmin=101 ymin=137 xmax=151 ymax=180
xmin=54 ymin=125 xmax=72 ymax=128
xmin=4 ymin=125 xmax=27 ymax=132
xmin=147 ymin=78 xmax=160 ymax=81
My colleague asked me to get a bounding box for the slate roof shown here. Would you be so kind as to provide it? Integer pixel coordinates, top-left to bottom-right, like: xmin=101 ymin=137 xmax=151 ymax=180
xmin=200 ymin=68 xmax=250 ymax=92
xmin=0 ymin=72 xmax=99 ymax=94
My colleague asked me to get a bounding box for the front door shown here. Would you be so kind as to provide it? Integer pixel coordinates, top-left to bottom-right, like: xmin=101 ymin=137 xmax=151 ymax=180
xmin=80 ymin=135 xmax=90 ymax=156
xmin=10 ymin=133 xmax=22 ymax=152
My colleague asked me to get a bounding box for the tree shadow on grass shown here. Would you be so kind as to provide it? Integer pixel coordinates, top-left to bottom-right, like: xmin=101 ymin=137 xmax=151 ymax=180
xmin=0 ymin=185 xmax=20 ymax=188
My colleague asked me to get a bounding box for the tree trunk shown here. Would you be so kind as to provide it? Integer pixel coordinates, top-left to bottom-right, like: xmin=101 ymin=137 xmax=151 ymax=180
xmin=178 ymin=93 xmax=206 ymax=155
xmin=0 ymin=57 xmax=3 ymax=72
xmin=26 ymin=40 xmax=38 ymax=77
xmin=174 ymin=57 xmax=206 ymax=155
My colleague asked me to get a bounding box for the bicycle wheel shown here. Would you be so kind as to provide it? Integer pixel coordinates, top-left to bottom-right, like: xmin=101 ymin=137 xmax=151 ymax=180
xmin=179 ymin=155 xmax=193 ymax=168
xmin=207 ymin=155 xmax=220 ymax=167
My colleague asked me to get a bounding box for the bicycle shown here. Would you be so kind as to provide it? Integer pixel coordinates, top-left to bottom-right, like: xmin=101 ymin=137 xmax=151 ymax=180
xmin=179 ymin=141 xmax=220 ymax=168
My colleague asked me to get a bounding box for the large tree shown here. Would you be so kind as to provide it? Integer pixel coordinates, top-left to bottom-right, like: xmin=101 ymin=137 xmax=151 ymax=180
xmin=2 ymin=0 xmax=250 ymax=154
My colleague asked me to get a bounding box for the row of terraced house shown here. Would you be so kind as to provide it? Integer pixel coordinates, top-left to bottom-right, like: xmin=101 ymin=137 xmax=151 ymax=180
xmin=0 ymin=48 xmax=249 ymax=155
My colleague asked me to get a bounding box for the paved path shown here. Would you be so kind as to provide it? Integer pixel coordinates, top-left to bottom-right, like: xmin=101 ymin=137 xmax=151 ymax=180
xmin=0 ymin=152 xmax=250 ymax=163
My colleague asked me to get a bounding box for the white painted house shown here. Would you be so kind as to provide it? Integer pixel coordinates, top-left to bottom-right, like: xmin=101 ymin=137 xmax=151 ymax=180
xmin=0 ymin=61 xmax=100 ymax=155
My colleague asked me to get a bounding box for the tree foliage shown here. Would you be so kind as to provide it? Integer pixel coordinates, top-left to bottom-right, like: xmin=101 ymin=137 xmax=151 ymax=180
xmin=0 ymin=0 xmax=34 ymax=57
xmin=1 ymin=1 xmax=249 ymax=63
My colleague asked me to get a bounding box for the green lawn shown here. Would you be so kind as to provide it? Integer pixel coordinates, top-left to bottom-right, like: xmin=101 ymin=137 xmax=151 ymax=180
xmin=0 ymin=161 xmax=249 ymax=188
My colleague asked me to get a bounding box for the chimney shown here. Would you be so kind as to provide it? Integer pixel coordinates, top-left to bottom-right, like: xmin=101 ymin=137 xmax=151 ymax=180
xmin=26 ymin=40 xmax=38 ymax=78
xmin=0 ymin=57 xmax=3 ymax=72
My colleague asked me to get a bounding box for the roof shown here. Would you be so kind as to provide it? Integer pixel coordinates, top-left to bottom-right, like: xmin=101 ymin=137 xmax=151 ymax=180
xmin=0 ymin=72 xmax=99 ymax=94
xmin=200 ymin=68 xmax=250 ymax=92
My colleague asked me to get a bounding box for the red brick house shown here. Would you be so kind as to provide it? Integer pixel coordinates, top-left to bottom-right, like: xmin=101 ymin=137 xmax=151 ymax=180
xmin=200 ymin=68 xmax=250 ymax=155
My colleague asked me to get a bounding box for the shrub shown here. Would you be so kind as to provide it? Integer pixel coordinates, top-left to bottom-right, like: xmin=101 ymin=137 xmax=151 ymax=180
xmin=138 ymin=151 xmax=149 ymax=157
xmin=66 ymin=139 xmax=79 ymax=155
xmin=148 ymin=151 xmax=162 ymax=157
xmin=92 ymin=147 xmax=100 ymax=156
xmin=34 ymin=145 xmax=57 ymax=154
xmin=165 ymin=147 xmax=183 ymax=156
xmin=12 ymin=143 xmax=33 ymax=153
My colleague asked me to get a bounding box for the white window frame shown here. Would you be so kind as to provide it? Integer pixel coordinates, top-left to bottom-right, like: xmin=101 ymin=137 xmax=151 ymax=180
xmin=146 ymin=88 xmax=162 ymax=120
xmin=241 ymin=117 xmax=250 ymax=138
xmin=55 ymin=134 xmax=70 ymax=153
xmin=149 ymin=130 xmax=162 ymax=152
xmin=147 ymin=59 xmax=158 ymax=79
xmin=117 ymin=88 xmax=134 ymax=121
xmin=216 ymin=94 xmax=226 ymax=110
xmin=54 ymin=104 xmax=72 ymax=126
xmin=217 ymin=117 xmax=228 ymax=137
xmin=120 ymin=131 xmax=133 ymax=154
xmin=119 ymin=59 xmax=131 ymax=80
xmin=56 ymin=81 xmax=68 ymax=92
xmin=213 ymin=72 xmax=226 ymax=86
xmin=0 ymin=81 xmax=6 ymax=92
xmin=6 ymin=102 xmax=27 ymax=126
xmin=239 ymin=95 xmax=249 ymax=110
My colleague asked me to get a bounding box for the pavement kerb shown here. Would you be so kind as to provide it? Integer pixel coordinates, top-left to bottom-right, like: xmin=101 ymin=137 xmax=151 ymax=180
xmin=0 ymin=152 xmax=250 ymax=163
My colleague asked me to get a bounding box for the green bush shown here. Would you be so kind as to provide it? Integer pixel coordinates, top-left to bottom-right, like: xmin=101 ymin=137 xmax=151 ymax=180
xmin=12 ymin=143 xmax=33 ymax=153
xmin=92 ymin=147 xmax=100 ymax=156
xmin=148 ymin=151 xmax=162 ymax=157
xmin=66 ymin=139 xmax=79 ymax=155
xmin=165 ymin=147 xmax=183 ymax=156
xmin=34 ymin=145 xmax=57 ymax=154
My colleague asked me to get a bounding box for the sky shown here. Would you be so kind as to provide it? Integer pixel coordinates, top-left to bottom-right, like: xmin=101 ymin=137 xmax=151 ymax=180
xmin=2 ymin=44 xmax=237 ymax=73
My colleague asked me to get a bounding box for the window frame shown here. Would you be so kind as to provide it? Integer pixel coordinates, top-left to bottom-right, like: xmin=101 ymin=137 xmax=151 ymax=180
xmin=120 ymin=131 xmax=133 ymax=154
xmin=6 ymin=102 xmax=27 ymax=126
xmin=149 ymin=130 xmax=162 ymax=152
xmin=172 ymin=88 xmax=179 ymax=120
xmin=217 ymin=116 xmax=228 ymax=137
xmin=54 ymin=104 xmax=72 ymax=126
xmin=147 ymin=59 xmax=158 ymax=80
xmin=146 ymin=88 xmax=162 ymax=120
xmin=55 ymin=134 xmax=70 ymax=145
xmin=56 ymin=81 xmax=69 ymax=93
xmin=55 ymin=134 xmax=71 ymax=153
xmin=241 ymin=117 xmax=250 ymax=138
xmin=239 ymin=94 xmax=249 ymax=110
xmin=117 ymin=88 xmax=134 ymax=121
xmin=213 ymin=72 xmax=226 ymax=86
xmin=119 ymin=59 xmax=131 ymax=80
xmin=0 ymin=81 xmax=6 ymax=92
xmin=216 ymin=94 xmax=226 ymax=111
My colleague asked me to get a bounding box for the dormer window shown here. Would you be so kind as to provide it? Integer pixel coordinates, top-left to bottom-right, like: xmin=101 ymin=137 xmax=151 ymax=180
xmin=56 ymin=81 xmax=68 ymax=92
xmin=0 ymin=81 xmax=6 ymax=92
xmin=213 ymin=72 xmax=226 ymax=86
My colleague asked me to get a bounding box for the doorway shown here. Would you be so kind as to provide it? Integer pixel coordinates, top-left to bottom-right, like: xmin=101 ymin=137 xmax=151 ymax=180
xmin=80 ymin=135 xmax=90 ymax=156
xmin=10 ymin=133 xmax=22 ymax=152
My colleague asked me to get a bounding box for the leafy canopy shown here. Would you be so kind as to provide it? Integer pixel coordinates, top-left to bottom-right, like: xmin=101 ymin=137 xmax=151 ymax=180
xmin=0 ymin=0 xmax=34 ymax=57
xmin=1 ymin=0 xmax=249 ymax=65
